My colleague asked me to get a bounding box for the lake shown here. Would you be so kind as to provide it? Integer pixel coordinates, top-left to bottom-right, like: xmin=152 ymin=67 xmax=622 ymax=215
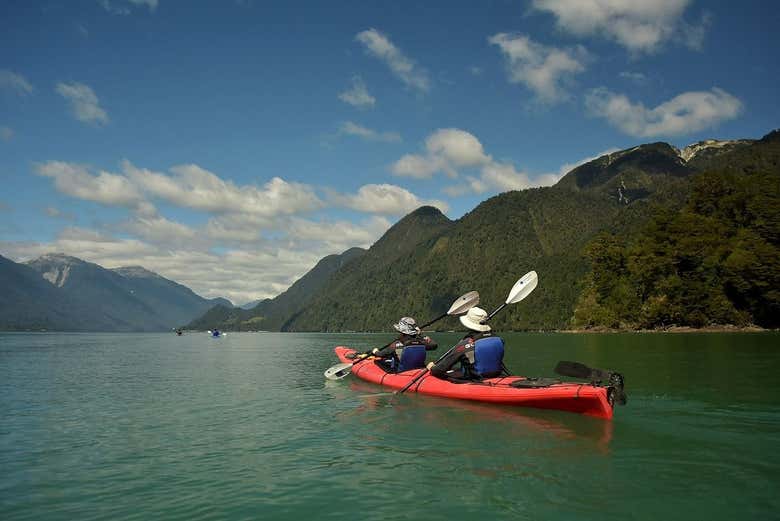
xmin=1 ymin=331 xmax=778 ymax=520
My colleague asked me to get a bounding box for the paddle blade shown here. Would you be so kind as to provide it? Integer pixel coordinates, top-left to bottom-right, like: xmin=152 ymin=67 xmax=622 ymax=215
xmin=447 ymin=291 xmax=480 ymax=316
xmin=554 ymin=361 xmax=610 ymax=381
xmin=324 ymin=362 xmax=353 ymax=380
xmin=505 ymin=271 xmax=538 ymax=304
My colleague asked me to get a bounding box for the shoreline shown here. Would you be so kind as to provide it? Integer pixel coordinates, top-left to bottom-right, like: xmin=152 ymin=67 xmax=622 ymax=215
xmin=555 ymin=325 xmax=769 ymax=334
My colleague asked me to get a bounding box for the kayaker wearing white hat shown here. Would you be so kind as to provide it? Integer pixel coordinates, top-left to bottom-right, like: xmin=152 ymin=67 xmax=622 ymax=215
xmin=362 ymin=316 xmax=438 ymax=373
xmin=427 ymin=307 xmax=506 ymax=380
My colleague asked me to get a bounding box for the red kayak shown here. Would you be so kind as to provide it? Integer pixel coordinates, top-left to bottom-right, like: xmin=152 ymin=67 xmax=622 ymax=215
xmin=334 ymin=346 xmax=618 ymax=420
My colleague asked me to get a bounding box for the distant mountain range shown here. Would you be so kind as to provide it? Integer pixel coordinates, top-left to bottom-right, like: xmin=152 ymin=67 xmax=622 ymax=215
xmin=3 ymin=130 xmax=776 ymax=332
xmin=0 ymin=253 xmax=230 ymax=331
xmin=189 ymin=129 xmax=779 ymax=332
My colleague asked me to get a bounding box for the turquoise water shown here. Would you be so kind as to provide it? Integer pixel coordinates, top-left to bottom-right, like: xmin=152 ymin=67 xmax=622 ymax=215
xmin=1 ymin=331 xmax=779 ymax=520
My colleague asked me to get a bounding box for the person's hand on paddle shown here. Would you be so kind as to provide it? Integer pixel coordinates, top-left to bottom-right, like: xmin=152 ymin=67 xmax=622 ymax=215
xmin=426 ymin=362 xmax=435 ymax=370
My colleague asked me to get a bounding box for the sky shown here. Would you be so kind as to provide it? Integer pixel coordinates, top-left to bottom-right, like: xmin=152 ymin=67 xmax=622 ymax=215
xmin=1 ymin=0 xmax=778 ymax=305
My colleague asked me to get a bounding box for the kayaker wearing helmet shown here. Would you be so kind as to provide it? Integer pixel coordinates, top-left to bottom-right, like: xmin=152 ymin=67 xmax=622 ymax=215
xmin=367 ymin=317 xmax=438 ymax=373
xmin=426 ymin=307 xmax=506 ymax=381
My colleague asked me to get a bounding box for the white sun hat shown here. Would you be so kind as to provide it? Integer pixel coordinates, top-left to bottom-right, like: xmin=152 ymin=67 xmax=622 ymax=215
xmin=459 ymin=306 xmax=491 ymax=332
xmin=393 ymin=316 xmax=421 ymax=336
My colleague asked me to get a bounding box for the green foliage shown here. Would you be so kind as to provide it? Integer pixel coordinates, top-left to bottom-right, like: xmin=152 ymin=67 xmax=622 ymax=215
xmin=574 ymin=167 xmax=780 ymax=329
xmin=191 ymin=129 xmax=779 ymax=333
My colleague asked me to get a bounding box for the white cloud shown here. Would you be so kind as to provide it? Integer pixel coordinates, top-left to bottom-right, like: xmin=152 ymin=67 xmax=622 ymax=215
xmin=339 ymin=121 xmax=401 ymax=143
xmin=0 ymin=126 xmax=13 ymax=141
xmin=425 ymin=128 xmax=491 ymax=167
xmin=356 ymin=28 xmax=430 ymax=92
xmin=55 ymin=82 xmax=109 ymax=126
xmin=392 ymin=154 xmax=445 ymax=179
xmin=35 ymin=161 xmax=144 ymax=207
xmin=338 ymin=76 xmax=376 ymax=108
xmin=119 ymin=215 xmax=199 ymax=247
xmin=531 ymin=0 xmax=702 ymax=53
xmin=25 ymin=157 xmax=456 ymax=303
xmin=392 ymin=128 xmax=491 ymax=179
xmin=122 ymin=160 xmax=323 ymax=216
xmin=285 ymin=215 xmax=391 ymax=251
xmin=444 ymin=162 xmax=560 ymax=196
xmin=0 ymin=225 xmax=364 ymax=305
xmin=585 ymin=87 xmax=743 ymax=137
xmin=0 ymin=70 xmax=33 ymax=96
xmin=469 ymin=66 xmax=483 ymax=76
xmin=489 ymin=33 xmax=588 ymax=104
xmin=331 ymin=184 xmax=449 ymax=215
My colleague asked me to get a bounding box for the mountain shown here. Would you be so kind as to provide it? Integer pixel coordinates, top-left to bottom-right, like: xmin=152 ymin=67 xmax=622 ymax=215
xmin=573 ymin=130 xmax=780 ymax=329
xmin=186 ymin=246 xmax=366 ymax=331
xmin=279 ymin=142 xmax=700 ymax=331
xmin=0 ymin=254 xmax=93 ymax=331
xmin=0 ymin=253 xmax=229 ymax=331
xmin=184 ymin=128 xmax=780 ymax=331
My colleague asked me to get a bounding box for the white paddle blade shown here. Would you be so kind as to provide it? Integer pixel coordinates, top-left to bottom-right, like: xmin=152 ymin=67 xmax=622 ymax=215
xmin=324 ymin=362 xmax=353 ymax=380
xmin=447 ymin=291 xmax=480 ymax=316
xmin=505 ymin=271 xmax=538 ymax=304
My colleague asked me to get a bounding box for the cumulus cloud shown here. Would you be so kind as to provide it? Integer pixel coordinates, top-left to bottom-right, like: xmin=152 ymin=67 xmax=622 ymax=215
xmin=339 ymin=121 xmax=401 ymax=143
xmin=531 ymin=0 xmax=704 ymax=53
xmin=55 ymin=81 xmax=109 ymax=126
xmin=0 ymin=126 xmax=13 ymax=141
xmin=122 ymin=160 xmax=323 ymax=216
xmin=119 ymin=215 xmax=199 ymax=247
xmin=285 ymin=215 xmax=391 ymax=251
xmin=444 ymin=162 xmax=561 ymax=196
xmin=426 ymin=128 xmax=491 ymax=167
xmin=585 ymin=87 xmax=743 ymax=137
xmin=489 ymin=33 xmax=588 ymax=104
xmin=1 ymin=226 xmax=365 ymax=305
xmin=330 ymin=184 xmax=449 ymax=215
xmin=392 ymin=128 xmax=491 ymax=179
xmin=356 ymin=28 xmax=430 ymax=92
xmin=35 ymin=161 xmax=144 ymax=207
xmin=338 ymin=76 xmax=376 ymax=108
xmin=26 ymin=157 xmax=453 ymax=302
xmin=390 ymin=129 xmax=605 ymax=197
xmin=0 ymin=70 xmax=33 ymax=96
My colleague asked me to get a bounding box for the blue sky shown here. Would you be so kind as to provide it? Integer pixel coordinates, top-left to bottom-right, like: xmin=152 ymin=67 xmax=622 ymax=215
xmin=1 ymin=0 xmax=778 ymax=305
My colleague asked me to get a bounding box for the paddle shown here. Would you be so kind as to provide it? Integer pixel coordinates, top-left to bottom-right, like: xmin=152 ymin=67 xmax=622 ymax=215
xmin=323 ymin=291 xmax=480 ymax=381
xmin=395 ymin=271 xmax=538 ymax=395
xmin=554 ymin=361 xmax=627 ymax=405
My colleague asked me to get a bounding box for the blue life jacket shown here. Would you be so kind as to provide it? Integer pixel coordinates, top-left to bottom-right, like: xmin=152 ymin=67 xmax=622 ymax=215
xmin=395 ymin=344 xmax=427 ymax=372
xmin=473 ymin=336 xmax=504 ymax=377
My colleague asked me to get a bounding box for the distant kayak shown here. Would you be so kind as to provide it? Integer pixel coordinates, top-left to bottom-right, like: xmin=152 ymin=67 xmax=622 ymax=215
xmin=334 ymin=346 xmax=620 ymax=420
xmin=208 ymin=330 xmax=225 ymax=337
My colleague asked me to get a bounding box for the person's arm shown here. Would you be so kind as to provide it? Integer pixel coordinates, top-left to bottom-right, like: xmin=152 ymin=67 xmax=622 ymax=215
xmin=372 ymin=341 xmax=400 ymax=358
xmin=427 ymin=342 xmax=467 ymax=378
xmin=422 ymin=336 xmax=438 ymax=351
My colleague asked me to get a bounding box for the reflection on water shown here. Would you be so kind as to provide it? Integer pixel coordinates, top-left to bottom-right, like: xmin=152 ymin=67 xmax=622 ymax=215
xmin=1 ymin=332 xmax=779 ymax=521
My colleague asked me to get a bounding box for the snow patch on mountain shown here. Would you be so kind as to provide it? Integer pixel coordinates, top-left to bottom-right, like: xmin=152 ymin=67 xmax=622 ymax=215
xmin=676 ymin=139 xmax=752 ymax=162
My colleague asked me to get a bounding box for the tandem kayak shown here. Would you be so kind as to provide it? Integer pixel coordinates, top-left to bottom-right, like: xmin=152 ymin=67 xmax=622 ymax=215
xmin=334 ymin=346 xmax=621 ymax=420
